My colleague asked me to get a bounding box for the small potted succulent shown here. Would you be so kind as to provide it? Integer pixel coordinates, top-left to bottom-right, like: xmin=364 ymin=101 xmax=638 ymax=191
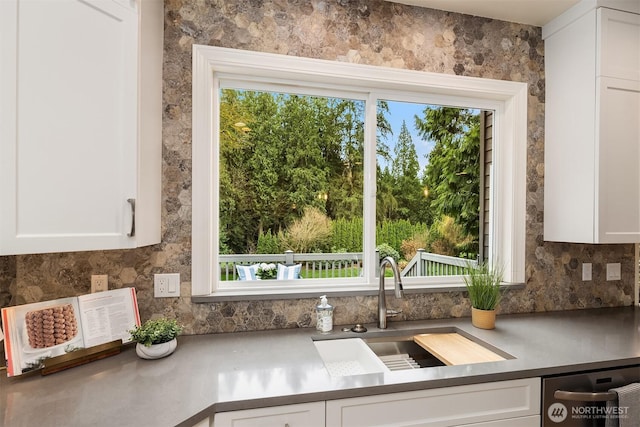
xmin=129 ymin=317 xmax=182 ymax=359
xmin=463 ymin=261 xmax=503 ymax=329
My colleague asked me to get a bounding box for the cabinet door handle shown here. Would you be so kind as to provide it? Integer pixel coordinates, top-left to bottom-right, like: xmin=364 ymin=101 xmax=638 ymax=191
xmin=554 ymin=390 xmax=617 ymax=402
xmin=127 ymin=198 xmax=136 ymax=237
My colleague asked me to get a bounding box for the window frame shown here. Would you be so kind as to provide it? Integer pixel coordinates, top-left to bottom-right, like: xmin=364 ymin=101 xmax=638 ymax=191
xmin=192 ymin=45 xmax=527 ymax=298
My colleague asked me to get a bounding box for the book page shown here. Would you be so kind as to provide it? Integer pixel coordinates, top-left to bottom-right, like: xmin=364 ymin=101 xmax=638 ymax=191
xmin=1 ymin=297 xmax=84 ymax=377
xmin=77 ymin=288 xmax=140 ymax=348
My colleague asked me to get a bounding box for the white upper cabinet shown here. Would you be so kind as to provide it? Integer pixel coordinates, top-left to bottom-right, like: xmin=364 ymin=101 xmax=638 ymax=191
xmin=0 ymin=0 xmax=162 ymax=255
xmin=599 ymin=8 xmax=640 ymax=80
xmin=543 ymin=4 xmax=640 ymax=243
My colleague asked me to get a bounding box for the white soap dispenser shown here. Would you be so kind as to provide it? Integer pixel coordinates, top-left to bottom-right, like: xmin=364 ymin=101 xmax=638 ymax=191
xmin=316 ymin=295 xmax=333 ymax=333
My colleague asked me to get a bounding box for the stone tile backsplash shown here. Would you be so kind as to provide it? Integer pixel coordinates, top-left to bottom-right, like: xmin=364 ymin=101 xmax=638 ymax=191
xmin=0 ymin=0 xmax=635 ymax=335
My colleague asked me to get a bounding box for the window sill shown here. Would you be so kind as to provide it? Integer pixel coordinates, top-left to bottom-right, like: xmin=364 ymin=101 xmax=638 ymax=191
xmin=191 ymin=281 xmax=525 ymax=302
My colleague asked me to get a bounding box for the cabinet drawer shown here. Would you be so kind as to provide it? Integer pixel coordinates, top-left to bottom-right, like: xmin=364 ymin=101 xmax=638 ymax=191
xmin=326 ymin=378 xmax=540 ymax=427
xmin=213 ymin=401 xmax=325 ymax=427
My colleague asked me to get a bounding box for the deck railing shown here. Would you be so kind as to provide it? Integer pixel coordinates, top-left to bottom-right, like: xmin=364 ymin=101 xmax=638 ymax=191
xmin=401 ymin=249 xmax=477 ymax=277
xmin=220 ymin=249 xmax=474 ymax=280
xmin=220 ymin=251 xmax=364 ymax=280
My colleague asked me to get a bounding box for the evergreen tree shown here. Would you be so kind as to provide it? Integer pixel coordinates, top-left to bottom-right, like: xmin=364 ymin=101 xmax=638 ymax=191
xmin=390 ymin=120 xmax=425 ymax=223
xmin=391 ymin=121 xmax=419 ymax=179
xmin=415 ymin=107 xmax=480 ymax=239
xmin=220 ymin=90 xmax=372 ymax=254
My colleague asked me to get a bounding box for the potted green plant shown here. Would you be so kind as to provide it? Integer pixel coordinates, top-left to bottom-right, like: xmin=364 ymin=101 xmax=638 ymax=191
xmin=463 ymin=261 xmax=503 ymax=329
xmin=129 ymin=318 xmax=182 ymax=359
xmin=256 ymin=263 xmax=277 ymax=280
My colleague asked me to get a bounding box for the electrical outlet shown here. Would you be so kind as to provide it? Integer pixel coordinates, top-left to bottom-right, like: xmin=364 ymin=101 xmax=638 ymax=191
xmin=606 ymin=263 xmax=621 ymax=281
xmin=91 ymin=275 xmax=108 ymax=293
xmin=154 ymin=273 xmax=180 ymax=298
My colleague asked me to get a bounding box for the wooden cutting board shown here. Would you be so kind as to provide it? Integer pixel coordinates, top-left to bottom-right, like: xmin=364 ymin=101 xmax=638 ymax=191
xmin=413 ymin=333 xmax=505 ymax=366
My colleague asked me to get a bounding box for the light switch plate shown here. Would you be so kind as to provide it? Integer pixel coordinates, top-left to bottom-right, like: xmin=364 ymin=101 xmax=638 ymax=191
xmin=582 ymin=263 xmax=592 ymax=281
xmin=154 ymin=273 xmax=180 ymax=298
xmin=606 ymin=263 xmax=621 ymax=281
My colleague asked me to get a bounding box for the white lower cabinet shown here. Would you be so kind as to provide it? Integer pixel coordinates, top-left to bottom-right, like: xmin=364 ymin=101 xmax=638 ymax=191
xmin=209 ymin=378 xmax=540 ymax=427
xmin=212 ymin=401 xmax=325 ymax=427
xmin=458 ymin=415 xmax=539 ymax=426
xmin=192 ymin=418 xmax=211 ymax=427
xmin=325 ymin=378 xmax=540 ymax=427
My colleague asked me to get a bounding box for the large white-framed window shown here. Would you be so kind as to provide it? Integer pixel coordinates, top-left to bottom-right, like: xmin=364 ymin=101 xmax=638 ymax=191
xmin=192 ymin=45 xmax=527 ymax=298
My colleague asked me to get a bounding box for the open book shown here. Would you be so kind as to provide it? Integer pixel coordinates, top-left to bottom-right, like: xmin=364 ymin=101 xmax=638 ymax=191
xmin=1 ymin=287 xmax=140 ymax=377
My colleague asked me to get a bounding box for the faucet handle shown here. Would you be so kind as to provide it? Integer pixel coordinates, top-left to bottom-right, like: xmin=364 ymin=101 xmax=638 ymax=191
xmin=386 ymin=309 xmax=403 ymax=318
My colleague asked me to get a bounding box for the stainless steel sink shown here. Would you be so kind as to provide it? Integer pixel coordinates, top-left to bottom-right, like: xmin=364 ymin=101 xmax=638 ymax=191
xmin=313 ymin=327 xmax=512 ymax=376
xmin=313 ymin=334 xmax=447 ymax=376
xmin=364 ymin=336 xmax=446 ymax=370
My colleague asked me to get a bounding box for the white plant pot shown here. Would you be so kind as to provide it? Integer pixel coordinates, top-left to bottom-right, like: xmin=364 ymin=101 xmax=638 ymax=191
xmin=135 ymin=338 xmax=177 ymax=360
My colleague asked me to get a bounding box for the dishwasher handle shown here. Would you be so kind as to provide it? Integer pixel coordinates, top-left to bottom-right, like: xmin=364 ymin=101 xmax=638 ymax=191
xmin=554 ymin=390 xmax=617 ymax=402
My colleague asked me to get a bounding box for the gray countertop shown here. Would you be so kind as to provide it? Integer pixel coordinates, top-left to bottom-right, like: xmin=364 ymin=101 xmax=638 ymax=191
xmin=1 ymin=307 xmax=639 ymax=427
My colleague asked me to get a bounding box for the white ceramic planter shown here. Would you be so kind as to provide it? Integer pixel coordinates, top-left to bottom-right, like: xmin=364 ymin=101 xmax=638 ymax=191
xmin=135 ymin=338 xmax=177 ymax=360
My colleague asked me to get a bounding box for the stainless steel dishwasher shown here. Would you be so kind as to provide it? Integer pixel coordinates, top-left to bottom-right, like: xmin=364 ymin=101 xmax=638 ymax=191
xmin=542 ymin=365 xmax=640 ymax=426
